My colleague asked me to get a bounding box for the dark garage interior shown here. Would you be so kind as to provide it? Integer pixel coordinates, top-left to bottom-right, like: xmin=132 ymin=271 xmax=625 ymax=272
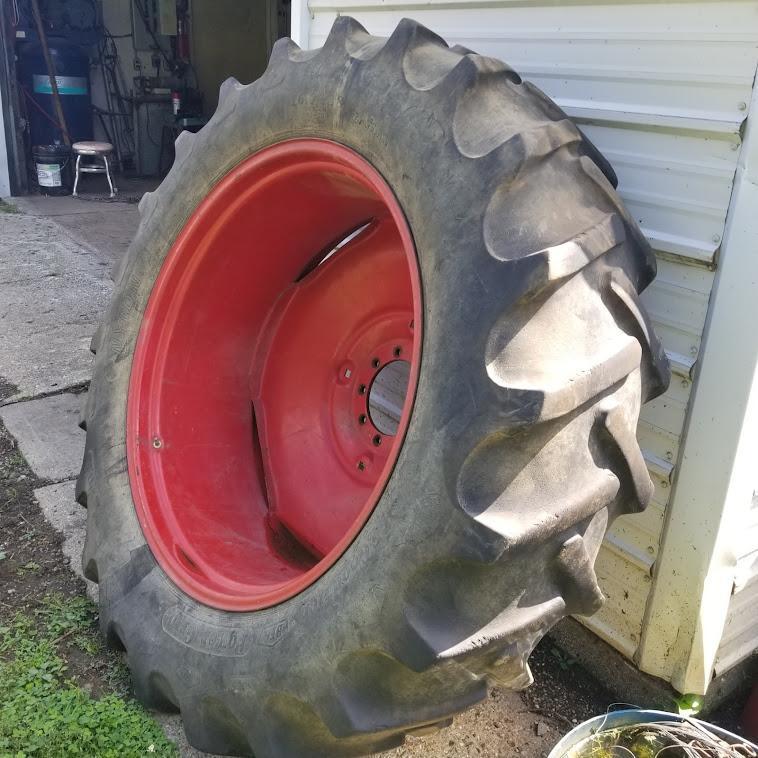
xmin=0 ymin=0 xmax=289 ymax=196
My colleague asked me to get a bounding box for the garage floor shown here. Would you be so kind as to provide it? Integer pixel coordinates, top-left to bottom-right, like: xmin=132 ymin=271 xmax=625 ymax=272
xmin=0 ymin=183 xmax=616 ymax=757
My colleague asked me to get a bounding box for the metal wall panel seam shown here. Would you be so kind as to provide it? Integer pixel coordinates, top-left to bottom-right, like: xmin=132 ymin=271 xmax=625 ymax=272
xmin=637 ymin=66 xmax=758 ymax=695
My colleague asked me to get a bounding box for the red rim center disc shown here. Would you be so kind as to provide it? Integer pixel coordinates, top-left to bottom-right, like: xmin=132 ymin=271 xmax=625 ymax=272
xmin=126 ymin=139 xmax=422 ymax=610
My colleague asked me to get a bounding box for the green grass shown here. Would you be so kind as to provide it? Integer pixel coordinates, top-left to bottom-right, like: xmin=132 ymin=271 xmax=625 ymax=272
xmin=0 ymin=199 xmax=18 ymax=213
xmin=0 ymin=595 xmax=177 ymax=757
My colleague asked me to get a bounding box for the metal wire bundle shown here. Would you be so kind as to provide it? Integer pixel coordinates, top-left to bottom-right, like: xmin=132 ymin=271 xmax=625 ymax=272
xmin=564 ymin=719 xmax=758 ymax=758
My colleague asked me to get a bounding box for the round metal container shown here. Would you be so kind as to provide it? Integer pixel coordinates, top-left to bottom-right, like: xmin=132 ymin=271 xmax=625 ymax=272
xmin=548 ymin=708 xmax=757 ymax=757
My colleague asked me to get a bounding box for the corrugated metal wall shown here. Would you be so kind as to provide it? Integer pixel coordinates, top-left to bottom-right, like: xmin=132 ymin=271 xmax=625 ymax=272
xmin=304 ymin=1 xmax=758 ymax=664
xmin=715 ymin=491 xmax=758 ymax=676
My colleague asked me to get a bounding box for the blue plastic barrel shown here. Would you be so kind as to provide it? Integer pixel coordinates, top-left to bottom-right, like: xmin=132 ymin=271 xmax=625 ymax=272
xmin=18 ymin=41 xmax=93 ymax=146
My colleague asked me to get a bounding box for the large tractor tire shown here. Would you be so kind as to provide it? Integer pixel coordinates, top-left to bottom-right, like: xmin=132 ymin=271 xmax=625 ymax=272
xmin=77 ymin=16 xmax=669 ymax=757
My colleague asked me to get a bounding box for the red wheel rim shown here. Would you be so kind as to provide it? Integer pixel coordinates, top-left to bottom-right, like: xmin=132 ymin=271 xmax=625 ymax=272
xmin=127 ymin=140 xmax=422 ymax=610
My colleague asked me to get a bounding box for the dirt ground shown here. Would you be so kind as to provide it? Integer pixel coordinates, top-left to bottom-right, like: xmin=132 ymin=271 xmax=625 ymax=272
xmin=0 ymin=403 xmax=125 ymax=701
xmin=383 ymin=647 xmax=620 ymax=757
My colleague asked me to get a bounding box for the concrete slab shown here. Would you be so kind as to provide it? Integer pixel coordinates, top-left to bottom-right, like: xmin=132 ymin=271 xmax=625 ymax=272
xmin=0 ymin=214 xmax=111 ymax=403
xmin=11 ymin=180 xmax=151 ymax=283
xmin=13 ymin=195 xmax=121 ymax=217
xmin=0 ymin=392 xmax=85 ymax=481
xmin=157 ymin=715 xmax=223 ymax=758
xmin=33 ymin=481 xmax=96 ymax=601
xmin=51 ymin=205 xmax=140 ymax=269
xmin=12 ymin=175 xmax=157 ymax=216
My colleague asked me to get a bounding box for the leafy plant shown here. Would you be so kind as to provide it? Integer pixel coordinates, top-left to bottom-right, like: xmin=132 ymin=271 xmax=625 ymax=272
xmin=73 ymin=632 xmax=102 ymax=656
xmin=38 ymin=593 xmax=97 ymax=638
xmin=16 ymin=560 xmax=42 ymax=576
xmin=674 ymin=693 xmax=703 ymax=717
xmin=0 ymin=603 xmax=176 ymax=756
xmin=550 ymin=646 xmax=578 ymax=671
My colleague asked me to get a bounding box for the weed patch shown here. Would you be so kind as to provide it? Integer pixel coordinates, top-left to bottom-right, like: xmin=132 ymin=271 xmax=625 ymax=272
xmin=0 ymin=599 xmax=176 ymax=757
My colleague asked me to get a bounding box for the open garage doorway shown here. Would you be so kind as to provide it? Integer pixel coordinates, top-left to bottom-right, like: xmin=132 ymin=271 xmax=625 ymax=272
xmin=0 ymin=0 xmax=289 ymax=193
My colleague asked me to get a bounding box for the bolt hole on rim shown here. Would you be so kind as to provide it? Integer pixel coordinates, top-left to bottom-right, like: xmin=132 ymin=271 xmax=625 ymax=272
xmin=127 ymin=140 xmax=422 ymax=610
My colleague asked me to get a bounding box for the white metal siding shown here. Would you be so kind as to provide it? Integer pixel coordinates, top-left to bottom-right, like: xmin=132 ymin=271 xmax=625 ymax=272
xmin=719 ymin=384 xmax=758 ymax=678
xmin=300 ymin=1 xmax=758 ymax=667
xmin=636 ymin=70 xmax=758 ymax=694
xmin=714 ymin=485 xmax=758 ymax=676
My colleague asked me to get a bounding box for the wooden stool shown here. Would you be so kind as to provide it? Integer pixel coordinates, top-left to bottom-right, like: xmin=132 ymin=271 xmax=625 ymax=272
xmin=72 ymin=141 xmax=117 ymax=198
